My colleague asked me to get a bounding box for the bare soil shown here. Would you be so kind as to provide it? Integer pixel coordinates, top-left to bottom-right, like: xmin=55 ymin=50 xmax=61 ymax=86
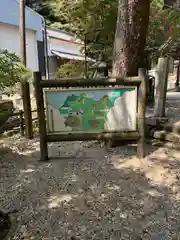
xmin=1 ymin=136 xmax=180 ymax=239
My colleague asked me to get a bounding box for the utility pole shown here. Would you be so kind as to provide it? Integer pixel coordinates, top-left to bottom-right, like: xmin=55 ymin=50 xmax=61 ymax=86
xmin=20 ymin=0 xmax=26 ymax=66
xmin=19 ymin=0 xmax=33 ymax=139
xmin=43 ymin=19 xmax=50 ymax=80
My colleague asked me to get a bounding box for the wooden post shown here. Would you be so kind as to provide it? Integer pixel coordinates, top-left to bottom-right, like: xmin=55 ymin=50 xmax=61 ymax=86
xmin=34 ymin=72 xmax=48 ymax=161
xmin=154 ymin=57 xmax=169 ymax=118
xmin=43 ymin=19 xmax=50 ymax=80
xmin=84 ymin=33 xmax=88 ymax=78
xmin=21 ymin=81 xmax=33 ymax=138
xmin=137 ymin=68 xmax=147 ymax=159
xmin=19 ymin=110 xmax=24 ymax=136
xmin=176 ymin=61 xmax=180 ymax=88
xmin=19 ymin=0 xmax=33 ymax=139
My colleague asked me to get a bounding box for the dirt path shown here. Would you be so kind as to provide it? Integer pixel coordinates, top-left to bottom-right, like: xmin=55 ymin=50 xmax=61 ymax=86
xmin=1 ymin=136 xmax=180 ymax=239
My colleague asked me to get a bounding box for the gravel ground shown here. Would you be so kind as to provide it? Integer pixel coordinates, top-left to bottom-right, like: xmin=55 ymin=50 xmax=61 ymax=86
xmin=1 ymin=136 xmax=180 ymax=239
xmin=165 ymin=101 xmax=180 ymax=125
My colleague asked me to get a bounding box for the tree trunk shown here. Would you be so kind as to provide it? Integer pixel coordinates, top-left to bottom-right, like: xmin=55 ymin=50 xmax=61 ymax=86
xmin=112 ymin=0 xmax=150 ymax=77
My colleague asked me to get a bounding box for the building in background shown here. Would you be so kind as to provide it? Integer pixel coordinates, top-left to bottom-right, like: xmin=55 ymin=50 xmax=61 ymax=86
xmin=0 ymin=0 xmax=95 ymax=79
xmin=164 ymin=0 xmax=180 ymax=8
xmin=46 ymin=28 xmax=95 ymax=78
xmin=0 ymin=0 xmax=45 ymax=73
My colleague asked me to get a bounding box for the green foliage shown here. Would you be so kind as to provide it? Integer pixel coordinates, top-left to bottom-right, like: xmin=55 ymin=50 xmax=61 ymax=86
xmin=0 ymin=49 xmax=30 ymax=91
xmin=26 ymin=0 xmax=52 ymax=22
xmin=47 ymin=0 xmax=118 ymax=61
xmin=46 ymin=0 xmax=180 ymax=59
xmin=148 ymin=0 xmax=180 ymax=56
xmin=30 ymin=0 xmax=180 ymax=61
xmin=55 ymin=61 xmax=85 ymax=78
xmin=55 ymin=60 xmax=98 ymax=79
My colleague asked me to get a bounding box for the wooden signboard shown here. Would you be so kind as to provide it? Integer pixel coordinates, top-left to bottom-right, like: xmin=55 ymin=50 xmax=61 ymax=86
xmin=34 ymin=70 xmax=147 ymax=160
xmin=44 ymin=87 xmax=138 ymax=134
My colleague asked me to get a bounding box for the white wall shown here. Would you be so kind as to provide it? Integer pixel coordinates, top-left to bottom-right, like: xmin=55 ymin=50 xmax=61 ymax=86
xmin=48 ymin=39 xmax=84 ymax=57
xmin=0 ymin=22 xmax=39 ymax=71
xmin=47 ymin=28 xmax=84 ymax=57
xmin=48 ymin=37 xmax=83 ymax=56
xmin=0 ymin=0 xmax=43 ymax=41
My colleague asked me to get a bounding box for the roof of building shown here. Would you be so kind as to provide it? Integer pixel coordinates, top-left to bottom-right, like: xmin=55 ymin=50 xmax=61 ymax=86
xmin=47 ymin=27 xmax=84 ymax=45
xmin=47 ymin=27 xmax=75 ymax=37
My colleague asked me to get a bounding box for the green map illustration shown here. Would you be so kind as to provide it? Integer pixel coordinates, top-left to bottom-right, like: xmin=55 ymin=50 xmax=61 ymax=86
xmin=46 ymin=88 xmax=135 ymax=132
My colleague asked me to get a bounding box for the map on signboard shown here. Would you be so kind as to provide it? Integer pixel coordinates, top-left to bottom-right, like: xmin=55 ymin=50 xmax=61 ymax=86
xmin=45 ymin=87 xmax=137 ymax=133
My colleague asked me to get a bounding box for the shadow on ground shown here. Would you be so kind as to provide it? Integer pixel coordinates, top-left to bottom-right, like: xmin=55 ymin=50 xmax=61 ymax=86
xmin=0 ymin=137 xmax=180 ymax=239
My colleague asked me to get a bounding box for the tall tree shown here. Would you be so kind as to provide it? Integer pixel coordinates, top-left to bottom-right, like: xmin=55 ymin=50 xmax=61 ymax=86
xmin=47 ymin=0 xmax=118 ymax=61
xmin=148 ymin=0 xmax=180 ymax=58
xmin=26 ymin=0 xmax=56 ymax=25
xmin=45 ymin=0 xmax=159 ymax=65
xmin=26 ymin=0 xmax=43 ymax=10
xmin=112 ymin=0 xmax=150 ymax=77
xmin=31 ymin=0 xmax=180 ymax=70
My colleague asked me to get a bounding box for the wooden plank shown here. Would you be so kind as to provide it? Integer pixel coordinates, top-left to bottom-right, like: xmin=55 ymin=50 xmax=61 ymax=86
xmin=12 ymin=111 xmax=22 ymax=117
xmin=40 ymin=76 xmax=141 ymax=88
xmin=47 ymin=131 xmax=139 ymax=142
xmin=34 ymin=72 xmax=48 ymax=161
xmin=49 ymin=76 xmax=141 ymax=82
xmin=151 ymin=130 xmax=180 ymax=143
xmin=12 ymin=109 xmax=37 ymax=116
xmin=0 ymin=119 xmax=21 ymax=134
xmin=32 ymin=117 xmax=38 ymax=121
xmin=32 ymin=109 xmax=37 ymax=113
xmin=137 ymin=68 xmax=148 ymax=159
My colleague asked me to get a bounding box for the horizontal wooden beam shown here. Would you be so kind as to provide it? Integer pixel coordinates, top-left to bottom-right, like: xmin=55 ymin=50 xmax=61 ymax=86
xmin=40 ymin=77 xmax=141 ymax=88
xmin=47 ymin=131 xmax=139 ymax=142
xmin=12 ymin=109 xmax=37 ymax=117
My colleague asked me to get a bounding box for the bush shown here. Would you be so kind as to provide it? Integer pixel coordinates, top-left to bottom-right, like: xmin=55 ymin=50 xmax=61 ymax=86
xmin=0 ymin=49 xmax=31 ymax=92
xmin=55 ymin=60 xmax=85 ymax=78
